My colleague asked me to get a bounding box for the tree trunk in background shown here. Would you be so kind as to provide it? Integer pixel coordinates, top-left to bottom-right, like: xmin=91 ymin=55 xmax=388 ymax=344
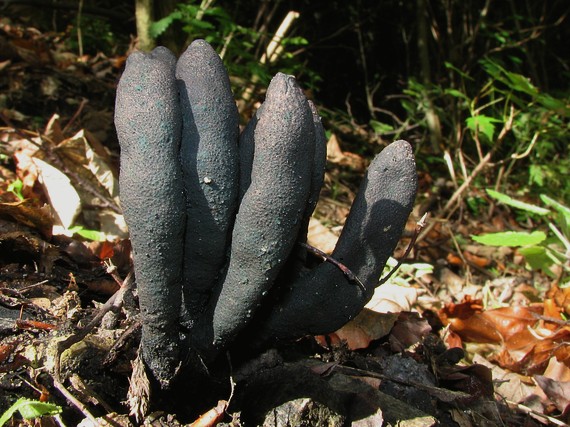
xmin=135 ymin=0 xmax=155 ymax=51
xmin=417 ymin=0 xmax=442 ymax=154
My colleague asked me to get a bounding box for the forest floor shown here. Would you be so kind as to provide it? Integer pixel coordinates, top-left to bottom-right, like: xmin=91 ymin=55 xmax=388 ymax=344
xmin=1 ymin=17 xmax=569 ymax=427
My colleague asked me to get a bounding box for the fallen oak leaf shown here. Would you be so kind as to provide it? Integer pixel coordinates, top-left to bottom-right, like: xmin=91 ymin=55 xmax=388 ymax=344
xmin=388 ymin=311 xmax=431 ymax=353
xmin=439 ymin=299 xmax=502 ymax=344
xmin=321 ymin=309 xmax=398 ymax=350
xmin=534 ymin=375 xmax=570 ymax=414
xmin=438 ymin=297 xmax=543 ymax=344
xmin=494 ymin=327 xmax=570 ymax=375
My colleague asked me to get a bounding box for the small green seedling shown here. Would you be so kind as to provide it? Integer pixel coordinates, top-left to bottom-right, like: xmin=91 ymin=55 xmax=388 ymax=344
xmin=68 ymin=225 xmax=106 ymax=241
xmin=0 ymin=398 xmax=62 ymax=426
xmin=7 ymin=179 xmax=24 ymax=201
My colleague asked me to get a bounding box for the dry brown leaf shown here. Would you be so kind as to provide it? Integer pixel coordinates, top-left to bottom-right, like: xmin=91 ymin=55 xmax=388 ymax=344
xmin=333 ymin=309 xmax=398 ymax=350
xmin=33 ymin=157 xmax=81 ymax=231
xmin=0 ymin=200 xmax=53 ymax=237
xmin=438 ymin=297 xmax=502 ymax=344
xmin=534 ymin=375 xmax=570 ymax=414
xmin=495 ymin=326 xmax=570 ymax=375
xmin=463 ymin=251 xmax=491 ymax=268
xmin=365 ymin=283 xmax=419 ymax=313
xmin=389 ymin=312 xmax=431 ymax=352
xmin=483 ymin=305 xmax=542 ymax=342
xmin=307 ymin=217 xmax=338 ymax=254
xmin=543 ymin=357 xmax=570 ymax=383
xmin=326 ymin=133 xmax=366 ymax=172
xmin=446 ymin=253 xmax=463 ymax=267
xmin=473 ymin=354 xmax=537 ymax=405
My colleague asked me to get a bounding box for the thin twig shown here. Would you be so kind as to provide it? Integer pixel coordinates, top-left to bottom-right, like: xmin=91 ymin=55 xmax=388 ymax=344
xmin=418 ymin=106 xmax=515 ymax=243
xmin=379 ymin=213 xmax=428 ymax=286
xmin=299 ymin=242 xmax=366 ymax=292
xmin=103 ymin=320 xmax=141 ymax=366
xmin=506 ymin=399 xmax=570 ymax=427
xmin=62 ymin=98 xmax=88 ymax=134
xmin=53 ymin=378 xmax=100 ymax=426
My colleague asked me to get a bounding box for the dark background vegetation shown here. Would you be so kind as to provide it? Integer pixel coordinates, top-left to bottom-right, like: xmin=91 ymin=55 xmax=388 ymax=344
xmin=2 ymin=0 xmax=569 ymax=202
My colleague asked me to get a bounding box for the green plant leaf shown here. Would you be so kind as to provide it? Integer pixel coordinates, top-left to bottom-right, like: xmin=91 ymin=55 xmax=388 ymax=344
xmin=7 ymin=179 xmax=24 ymax=201
xmin=466 ymin=115 xmax=502 ymax=141
xmin=149 ymin=11 xmax=182 ymax=38
xmin=68 ymin=226 xmax=106 ymax=241
xmin=444 ymin=62 xmax=474 ymax=80
xmin=471 ymin=231 xmax=547 ymax=247
xmin=444 ymin=88 xmax=469 ymax=101
xmin=369 ymin=120 xmax=394 ymax=134
xmin=480 ymin=59 xmax=539 ymax=97
xmin=0 ymin=398 xmax=62 ymax=426
xmin=486 ymin=189 xmax=550 ymax=215
xmin=283 ymin=36 xmax=309 ymax=46
xmin=540 ymin=195 xmax=570 ymax=217
xmin=518 ymin=246 xmax=556 ymax=277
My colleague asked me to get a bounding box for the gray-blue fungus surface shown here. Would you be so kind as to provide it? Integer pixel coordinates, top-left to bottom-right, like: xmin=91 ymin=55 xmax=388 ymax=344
xmin=237 ymin=104 xmax=263 ymax=200
xmin=306 ymin=100 xmax=327 ymax=218
xmin=176 ymin=39 xmax=239 ymax=321
xmin=114 ymin=40 xmax=418 ymax=383
xmin=114 ymin=46 xmax=185 ymax=387
xmin=192 ymin=73 xmax=316 ymax=352
xmin=259 ymin=140 xmax=418 ymax=341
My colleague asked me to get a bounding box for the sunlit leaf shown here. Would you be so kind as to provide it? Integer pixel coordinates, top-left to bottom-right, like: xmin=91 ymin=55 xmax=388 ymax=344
xmin=68 ymin=226 xmax=106 ymax=242
xmin=466 ymin=115 xmax=502 ymax=141
xmin=472 ymin=231 xmax=547 ymax=247
xmin=540 ymin=195 xmax=570 ymax=218
xmin=149 ymin=11 xmax=182 ymax=38
xmin=518 ymin=246 xmax=556 ymax=277
xmin=7 ymin=179 xmax=24 ymax=200
xmin=486 ymin=189 xmax=550 ymax=215
xmin=0 ymin=398 xmax=62 ymax=425
xmin=33 ymin=158 xmax=81 ymax=230
xmin=369 ymin=119 xmax=394 ymax=134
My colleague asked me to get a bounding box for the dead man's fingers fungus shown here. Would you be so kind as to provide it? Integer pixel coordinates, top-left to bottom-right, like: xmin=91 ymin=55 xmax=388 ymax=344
xmin=260 ymin=140 xmax=417 ymax=341
xmin=192 ymin=73 xmax=316 ymax=353
xmin=176 ymin=39 xmax=240 ymax=323
xmin=115 ymin=47 xmax=185 ymax=387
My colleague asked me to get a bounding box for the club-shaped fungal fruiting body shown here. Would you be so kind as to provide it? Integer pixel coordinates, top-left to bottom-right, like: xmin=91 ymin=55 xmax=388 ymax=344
xmin=114 ymin=39 xmax=417 ymax=387
xmin=115 ymin=47 xmax=185 ymax=387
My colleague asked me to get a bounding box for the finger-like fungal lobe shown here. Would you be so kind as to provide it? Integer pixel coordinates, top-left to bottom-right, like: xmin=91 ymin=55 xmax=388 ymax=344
xmin=114 ymin=47 xmax=185 ymax=386
xmin=237 ymin=105 xmax=263 ymax=201
xmin=279 ymin=100 xmax=327 ymax=279
xmin=305 ymin=100 xmax=327 ymax=220
xmin=193 ymin=73 xmax=315 ymax=353
xmin=176 ymin=40 xmax=240 ymax=321
xmin=261 ymin=140 xmax=417 ymax=340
